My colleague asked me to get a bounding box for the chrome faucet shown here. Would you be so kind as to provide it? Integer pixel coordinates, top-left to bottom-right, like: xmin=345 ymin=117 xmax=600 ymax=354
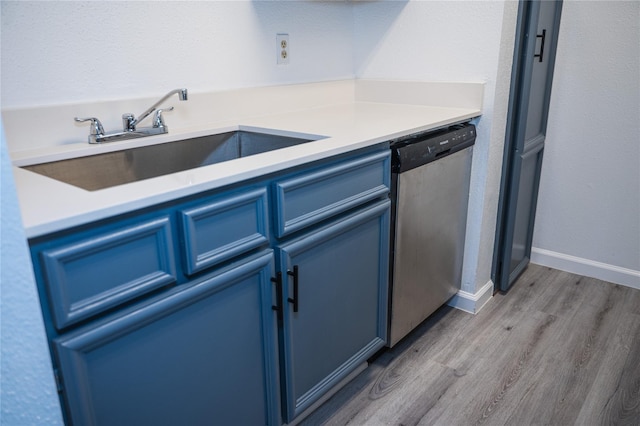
xmin=122 ymin=88 xmax=188 ymax=132
xmin=75 ymin=88 xmax=188 ymax=144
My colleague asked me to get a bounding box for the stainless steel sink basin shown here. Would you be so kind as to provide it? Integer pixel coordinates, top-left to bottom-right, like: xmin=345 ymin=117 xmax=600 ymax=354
xmin=22 ymin=130 xmax=322 ymax=191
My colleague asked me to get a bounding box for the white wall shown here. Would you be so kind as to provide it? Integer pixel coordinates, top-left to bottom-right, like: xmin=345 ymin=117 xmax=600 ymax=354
xmin=353 ymin=0 xmax=517 ymax=297
xmin=0 ymin=121 xmax=64 ymax=424
xmin=1 ymin=1 xmax=354 ymax=108
xmin=532 ymin=0 xmax=640 ymax=288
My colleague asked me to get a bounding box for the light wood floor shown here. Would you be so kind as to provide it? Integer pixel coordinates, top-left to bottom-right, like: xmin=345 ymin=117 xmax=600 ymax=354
xmin=301 ymin=265 xmax=640 ymax=426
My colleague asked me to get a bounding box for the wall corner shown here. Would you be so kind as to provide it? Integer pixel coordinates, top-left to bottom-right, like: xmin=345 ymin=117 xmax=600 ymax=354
xmin=447 ymin=280 xmax=494 ymax=314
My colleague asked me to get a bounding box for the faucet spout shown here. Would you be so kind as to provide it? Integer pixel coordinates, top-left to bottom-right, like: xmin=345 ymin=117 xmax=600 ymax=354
xmin=126 ymin=88 xmax=188 ymax=131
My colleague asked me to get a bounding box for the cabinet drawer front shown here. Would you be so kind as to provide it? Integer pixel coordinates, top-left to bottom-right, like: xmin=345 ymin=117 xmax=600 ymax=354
xmin=41 ymin=218 xmax=176 ymax=330
xmin=274 ymin=150 xmax=390 ymax=237
xmin=179 ymin=187 xmax=270 ymax=275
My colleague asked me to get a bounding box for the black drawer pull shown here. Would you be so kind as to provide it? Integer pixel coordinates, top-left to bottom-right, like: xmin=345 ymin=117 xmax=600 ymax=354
xmin=287 ymin=266 xmax=299 ymax=313
xmin=271 ymin=272 xmax=283 ymax=320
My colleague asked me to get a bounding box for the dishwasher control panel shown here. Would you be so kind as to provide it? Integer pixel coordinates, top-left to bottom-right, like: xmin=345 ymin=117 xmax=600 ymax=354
xmin=391 ymin=123 xmax=476 ymax=173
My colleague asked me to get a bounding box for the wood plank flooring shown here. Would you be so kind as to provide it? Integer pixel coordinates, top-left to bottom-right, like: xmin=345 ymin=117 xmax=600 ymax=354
xmin=300 ymin=265 xmax=640 ymax=426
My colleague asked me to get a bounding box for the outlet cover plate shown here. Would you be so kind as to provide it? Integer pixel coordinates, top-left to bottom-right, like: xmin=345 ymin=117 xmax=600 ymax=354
xmin=277 ymin=33 xmax=289 ymax=65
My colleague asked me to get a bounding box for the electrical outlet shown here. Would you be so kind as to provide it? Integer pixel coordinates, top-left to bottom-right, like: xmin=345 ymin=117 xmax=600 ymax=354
xmin=277 ymin=33 xmax=289 ymax=65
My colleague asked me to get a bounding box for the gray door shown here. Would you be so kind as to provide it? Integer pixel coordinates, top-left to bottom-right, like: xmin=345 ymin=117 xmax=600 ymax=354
xmin=494 ymin=0 xmax=563 ymax=292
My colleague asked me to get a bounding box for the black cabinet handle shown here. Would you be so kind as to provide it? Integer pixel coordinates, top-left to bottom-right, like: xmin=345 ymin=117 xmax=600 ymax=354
xmin=287 ymin=266 xmax=299 ymax=313
xmin=534 ymin=29 xmax=546 ymax=63
xmin=271 ymin=272 xmax=283 ymax=320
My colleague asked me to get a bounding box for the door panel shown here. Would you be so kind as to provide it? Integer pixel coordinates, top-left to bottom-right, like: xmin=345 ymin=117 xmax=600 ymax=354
xmin=278 ymin=200 xmax=389 ymax=422
xmin=525 ymin=0 xmax=561 ymax=142
xmin=509 ymin=139 xmax=544 ymax=279
xmin=54 ymin=251 xmax=280 ymax=426
xmin=495 ymin=0 xmax=563 ymax=292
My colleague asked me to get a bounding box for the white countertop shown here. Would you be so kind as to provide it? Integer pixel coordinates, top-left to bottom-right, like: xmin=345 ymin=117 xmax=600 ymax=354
xmin=8 ymin=80 xmax=483 ymax=238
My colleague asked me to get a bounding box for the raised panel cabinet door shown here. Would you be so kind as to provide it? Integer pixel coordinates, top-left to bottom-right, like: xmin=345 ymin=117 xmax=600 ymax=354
xmin=54 ymin=250 xmax=281 ymax=426
xmin=278 ymin=200 xmax=390 ymax=422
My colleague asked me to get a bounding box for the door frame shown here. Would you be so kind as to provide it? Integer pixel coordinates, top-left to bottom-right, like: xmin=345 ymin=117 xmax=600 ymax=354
xmin=492 ymin=0 xmax=563 ymax=292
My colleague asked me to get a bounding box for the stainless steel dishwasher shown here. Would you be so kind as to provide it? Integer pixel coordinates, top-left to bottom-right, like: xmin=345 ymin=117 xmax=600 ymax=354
xmin=388 ymin=123 xmax=476 ymax=347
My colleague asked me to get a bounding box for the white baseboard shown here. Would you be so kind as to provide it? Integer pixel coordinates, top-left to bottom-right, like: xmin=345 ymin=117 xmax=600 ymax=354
xmin=447 ymin=280 xmax=494 ymax=314
xmin=531 ymin=247 xmax=640 ymax=290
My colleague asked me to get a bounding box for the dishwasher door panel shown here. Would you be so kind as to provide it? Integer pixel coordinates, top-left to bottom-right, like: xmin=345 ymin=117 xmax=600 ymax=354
xmin=389 ymin=146 xmax=473 ymax=346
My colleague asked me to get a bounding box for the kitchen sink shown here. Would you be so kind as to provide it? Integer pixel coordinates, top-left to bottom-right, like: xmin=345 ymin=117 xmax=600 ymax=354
xmin=22 ymin=130 xmax=323 ymax=191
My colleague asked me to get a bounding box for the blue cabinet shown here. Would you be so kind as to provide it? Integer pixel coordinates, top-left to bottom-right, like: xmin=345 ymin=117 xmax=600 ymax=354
xmin=179 ymin=187 xmax=270 ymax=275
xmin=30 ymin=146 xmax=390 ymax=425
xmin=278 ymin=200 xmax=390 ymax=421
xmin=54 ymin=251 xmax=280 ymax=426
xmin=273 ymin=150 xmax=390 ymax=237
xmin=39 ymin=217 xmax=177 ymax=329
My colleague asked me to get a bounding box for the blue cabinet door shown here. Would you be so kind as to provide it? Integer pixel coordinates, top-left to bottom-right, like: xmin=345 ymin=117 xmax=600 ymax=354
xmin=277 ymin=200 xmax=390 ymax=421
xmin=54 ymin=250 xmax=281 ymax=426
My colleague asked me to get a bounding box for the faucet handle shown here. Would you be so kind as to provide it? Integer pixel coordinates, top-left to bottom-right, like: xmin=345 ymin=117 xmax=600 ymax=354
xmin=122 ymin=113 xmax=136 ymax=132
xmin=153 ymin=106 xmax=174 ymax=129
xmin=74 ymin=117 xmax=105 ymax=136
